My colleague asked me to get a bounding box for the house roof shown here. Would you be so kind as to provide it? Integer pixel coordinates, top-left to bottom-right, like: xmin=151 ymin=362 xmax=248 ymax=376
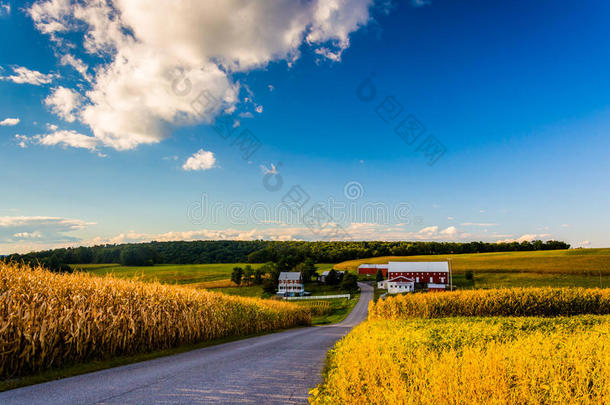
xmin=279 ymin=272 xmax=302 ymax=281
xmin=388 ymin=276 xmax=414 ymax=283
xmin=388 ymin=261 xmax=449 ymax=272
xmin=321 ymin=270 xmax=345 ymax=276
xmin=358 ymin=264 xmax=388 ymax=268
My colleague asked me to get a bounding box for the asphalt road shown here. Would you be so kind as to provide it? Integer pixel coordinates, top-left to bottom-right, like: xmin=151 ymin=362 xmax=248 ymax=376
xmin=1 ymin=283 xmax=373 ymax=405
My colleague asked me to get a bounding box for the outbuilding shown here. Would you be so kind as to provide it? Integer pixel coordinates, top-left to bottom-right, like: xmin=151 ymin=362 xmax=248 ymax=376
xmin=357 ymin=263 xmax=388 ymax=276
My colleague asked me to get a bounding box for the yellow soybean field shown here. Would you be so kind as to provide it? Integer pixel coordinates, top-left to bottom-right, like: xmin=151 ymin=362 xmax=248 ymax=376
xmin=369 ymin=287 xmax=610 ymax=319
xmin=310 ymin=316 xmax=610 ymax=404
xmin=0 ymin=262 xmax=310 ymax=379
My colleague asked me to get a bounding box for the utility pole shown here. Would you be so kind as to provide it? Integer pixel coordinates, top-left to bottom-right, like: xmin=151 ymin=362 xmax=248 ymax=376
xmin=448 ymin=258 xmax=453 ymax=291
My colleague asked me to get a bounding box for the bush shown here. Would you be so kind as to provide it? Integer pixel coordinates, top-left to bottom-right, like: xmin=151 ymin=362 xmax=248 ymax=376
xmin=340 ymin=273 xmax=359 ymax=294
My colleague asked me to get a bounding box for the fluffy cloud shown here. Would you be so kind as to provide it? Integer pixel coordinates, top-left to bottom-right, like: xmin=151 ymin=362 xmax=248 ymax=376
xmin=496 ymin=233 xmax=552 ymax=243
xmin=86 ymin=223 xmax=473 ymax=247
xmin=0 ymin=216 xmax=94 ymax=245
xmin=17 ymin=130 xmax=101 ymax=153
xmin=45 ymin=86 xmax=83 ymax=122
xmin=182 ymin=149 xmax=216 ymax=171
xmin=0 ymin=66 xmax=56 ymax=85
xmin=0 ymin=118 xmax=20 ymax=126
xmin=15 ymin=135 xmax=29 ymax=148
xmin=27 ymin=0 xmax=375 ymax=150
xmin=36 ymin=129 xmax=99 ymax=151
xmin=60 ymin=54 xmax=92 ymax=81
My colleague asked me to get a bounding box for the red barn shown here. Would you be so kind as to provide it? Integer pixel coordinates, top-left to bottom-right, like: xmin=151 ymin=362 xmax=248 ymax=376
xmin=387 ymin=261 xmax=449 ymax=291
xmin=357 ymin=263 xmax=388 ymax=276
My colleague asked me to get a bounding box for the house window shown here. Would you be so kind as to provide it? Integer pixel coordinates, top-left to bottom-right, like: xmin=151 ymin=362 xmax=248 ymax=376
xmin=430 ymin=277 xmax=433 ymax=282
xmin=416 ymin=277 xmax=419 ymax=282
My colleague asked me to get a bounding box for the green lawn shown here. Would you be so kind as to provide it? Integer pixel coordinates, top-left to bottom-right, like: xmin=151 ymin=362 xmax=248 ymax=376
xmin=310 ymin=296 xmax=360 ymax=325
xmin=213 ymin=285 xmax=265 ymax=297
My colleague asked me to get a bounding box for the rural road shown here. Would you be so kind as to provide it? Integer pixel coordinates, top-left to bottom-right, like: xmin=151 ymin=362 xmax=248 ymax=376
xmin=1 ymin=282 xmax=373 ymax=405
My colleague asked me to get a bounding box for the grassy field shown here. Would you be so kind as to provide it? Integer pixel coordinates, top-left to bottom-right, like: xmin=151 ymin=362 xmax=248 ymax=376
xmin=71 ymin=263 xmax=260 ymax=286
xmin=72 ymin=263 xmax=339 ymax=297
xmin=336 ymin=248 xmax=610 ymax=288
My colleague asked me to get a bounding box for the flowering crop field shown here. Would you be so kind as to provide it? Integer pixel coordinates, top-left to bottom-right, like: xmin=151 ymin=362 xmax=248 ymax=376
xmin=369 ymin=287 xmax=610 ymax=319
xmin=0 ymin=262 xmax=310 ymax=379
xmin=310 ymin=316 xmax=610 ymax=404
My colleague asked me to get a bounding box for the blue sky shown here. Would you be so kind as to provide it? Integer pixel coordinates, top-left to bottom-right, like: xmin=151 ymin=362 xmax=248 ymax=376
xmin=1 ymin=0 xmax=609 ymax=254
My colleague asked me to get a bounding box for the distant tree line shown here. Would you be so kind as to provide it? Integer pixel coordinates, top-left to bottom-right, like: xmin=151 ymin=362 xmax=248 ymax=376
xmin=2 ymin=239 xmax=570 ymax=273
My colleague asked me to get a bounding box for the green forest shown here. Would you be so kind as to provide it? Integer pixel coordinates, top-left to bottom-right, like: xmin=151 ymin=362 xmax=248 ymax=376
xmin=3 ymin=240 xmax=570 ymax=272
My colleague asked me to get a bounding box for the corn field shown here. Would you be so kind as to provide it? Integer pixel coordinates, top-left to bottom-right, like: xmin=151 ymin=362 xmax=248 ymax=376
xmin=295 ymin=300 xmax=333 ymax=316
xmin=310 ymin=316 xmax=610 ymax=404
xmin=369 ymin=287 xmax=610 ymax=319
xmin=0 ymin=262 xmax=310 ymax=379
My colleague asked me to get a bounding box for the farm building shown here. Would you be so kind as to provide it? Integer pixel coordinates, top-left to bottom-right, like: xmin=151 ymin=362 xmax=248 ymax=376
xmin=357 ymin=263 xmax=388 ymax=276
xmin=318 ymin=270 xmax=345 ymax=283
xmin=383 ymin=275 xmax=415 ymax=293
xmin=379 ymin=261 xmax=450 ymax=293
xmin=277 ymin=272 xmax=305 ymax=296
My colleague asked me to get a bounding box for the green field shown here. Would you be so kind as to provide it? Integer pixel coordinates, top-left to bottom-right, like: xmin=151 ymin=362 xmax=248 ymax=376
xmin=71 ymin=263 xmax=259 ymax=285
xmin=72 ymin=262 xmax=339 ymax=297
xmin=336 ymin=248 xmax=610 ymax=289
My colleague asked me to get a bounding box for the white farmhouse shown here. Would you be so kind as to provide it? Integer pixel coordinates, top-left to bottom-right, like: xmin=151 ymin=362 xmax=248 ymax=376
xmin=386 ymin=275 xmax=415 ymax=293
xmin=277 ymin=272 xmax=304 ymax=296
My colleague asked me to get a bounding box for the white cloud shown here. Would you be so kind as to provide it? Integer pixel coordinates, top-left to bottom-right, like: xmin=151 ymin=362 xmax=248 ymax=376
xmin=60 ymin=54 xmax=92 ymax=81
xmin=260 ymin=163 xmax=279 ymax=175
xmin=182 ymin=149 xmax=216 ymax=171
xmin=496 ymin=233 xmax=552 ymax=243
xmin=0 ymin=66 xmax=56 ymax=85
xmin=45 ymin=86 xmax=83 ymax=122
xmin=36 ymin=129 xmax=99 ymax=151
xmin=81 ymin=223 xmax=473 ymax=247
xmin=0 ymin=216 xmax=94 ymax=247
xmin=440 ymin=226 xmax=458 ymax=236
xmin=0 ymin=2 xmax=10 ymax=16
xmin=579 ymin=240 xmax=591 ymax=246
xmin=27 ymin=0 xmax=375 ymax=150
xmin=14 ymin=135 xmax=29 ymax=148
xmin=412 ymin=0 xmax=431 ymax=7
xmin=17 ymin=130 xmax=101 ymax=153
xmin=0 ymin=118 xmax=20 ymax=126
xmin=13 ymin=231 xmax=43 ymax=239
xmin=255 ymin=105 xmax=263 ymax=114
